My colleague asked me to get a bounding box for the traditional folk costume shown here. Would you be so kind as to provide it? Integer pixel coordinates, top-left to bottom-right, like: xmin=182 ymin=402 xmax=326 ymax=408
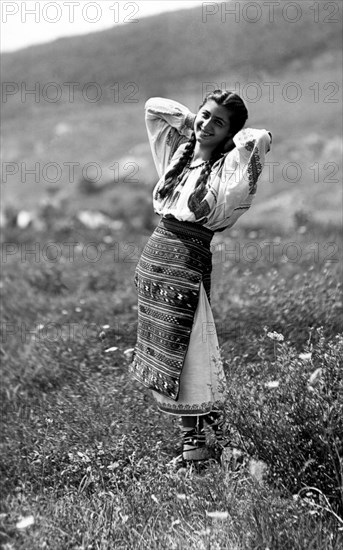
xmin=129 ymin=97 xmax=271 ymax=457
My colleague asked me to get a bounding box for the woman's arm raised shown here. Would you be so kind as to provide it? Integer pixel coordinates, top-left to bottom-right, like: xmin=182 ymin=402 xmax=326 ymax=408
xmin=145 ymin=97 xmax=196 ymax=177
xmin=215 ymin=128 xmax=272 ymax=225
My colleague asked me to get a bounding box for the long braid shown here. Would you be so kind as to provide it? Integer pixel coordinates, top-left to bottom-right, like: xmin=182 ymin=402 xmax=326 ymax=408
xmin=158 ymin=133 xmax=196 ymax=200
xmin=187 ymin=148 xmax=223 ymax=212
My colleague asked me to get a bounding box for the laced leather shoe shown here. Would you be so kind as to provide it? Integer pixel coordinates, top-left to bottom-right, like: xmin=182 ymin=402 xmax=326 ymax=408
xmin=182 ymin=427 xmax=210 ymax=461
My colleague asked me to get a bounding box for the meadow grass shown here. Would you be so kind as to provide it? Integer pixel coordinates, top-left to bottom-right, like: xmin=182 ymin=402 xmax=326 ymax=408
xmin=1 ymin=211 xmax=342 ymax=549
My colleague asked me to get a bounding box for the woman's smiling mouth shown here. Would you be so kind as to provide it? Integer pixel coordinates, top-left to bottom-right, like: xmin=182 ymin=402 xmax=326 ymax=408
xmin=199 ymin=129 xmax=213 ymax=137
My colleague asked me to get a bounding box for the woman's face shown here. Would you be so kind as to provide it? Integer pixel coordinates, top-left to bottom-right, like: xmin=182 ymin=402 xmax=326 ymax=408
xmin=194 ymin=99 xmax=232 ymax=151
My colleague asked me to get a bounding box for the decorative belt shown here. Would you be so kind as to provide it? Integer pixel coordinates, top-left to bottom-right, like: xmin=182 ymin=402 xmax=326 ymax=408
xmin=159 ymin=215 xmax=214 ymax=245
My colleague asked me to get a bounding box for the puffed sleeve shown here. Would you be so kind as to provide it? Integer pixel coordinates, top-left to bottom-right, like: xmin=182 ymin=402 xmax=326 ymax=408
xmin=145 ymin=97 xmax=196 ymax=178
xmin=214 ymin=128 xmax=272 ymax=226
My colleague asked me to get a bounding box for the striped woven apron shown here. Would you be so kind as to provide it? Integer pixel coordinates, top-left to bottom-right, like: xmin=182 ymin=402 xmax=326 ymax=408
xmin=129 ymin=215 xmax=214 ymax=400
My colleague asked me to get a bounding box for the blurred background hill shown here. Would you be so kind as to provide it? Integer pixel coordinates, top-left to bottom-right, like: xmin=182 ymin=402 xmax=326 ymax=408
xmin=1 ymin=2 xmax=342 ymax=232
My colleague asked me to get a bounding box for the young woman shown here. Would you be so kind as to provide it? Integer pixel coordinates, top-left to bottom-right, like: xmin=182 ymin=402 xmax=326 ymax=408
xmin=129 ymin=90 xmax=272 ymax=462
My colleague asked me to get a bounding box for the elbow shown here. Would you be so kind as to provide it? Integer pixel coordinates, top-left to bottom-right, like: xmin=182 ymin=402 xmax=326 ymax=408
xmin=145 ymin=97 xmax=164 ymax=111
xmin=145 ymin=97 xmax=154 ymax=108
xmin=144 ymin=97 xmax=154 ymax=113
xmin=144 ymin=97 xmax=166 ymax=123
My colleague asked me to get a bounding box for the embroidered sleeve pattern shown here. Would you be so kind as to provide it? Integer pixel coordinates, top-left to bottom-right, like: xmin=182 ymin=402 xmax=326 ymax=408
xmin=214 ymin=128 xmax=271 ymax=227
xmin=247 ymin=146 xmax=263 ymax=195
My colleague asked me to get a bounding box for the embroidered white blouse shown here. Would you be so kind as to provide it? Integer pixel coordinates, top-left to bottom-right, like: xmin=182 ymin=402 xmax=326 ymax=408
xmin=145 ymin=97 xmax=272 ymax=232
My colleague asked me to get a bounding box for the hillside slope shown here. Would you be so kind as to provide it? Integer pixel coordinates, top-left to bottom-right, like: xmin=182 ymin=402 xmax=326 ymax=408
xmin=1 ymin=3 xmax=341 ymax=101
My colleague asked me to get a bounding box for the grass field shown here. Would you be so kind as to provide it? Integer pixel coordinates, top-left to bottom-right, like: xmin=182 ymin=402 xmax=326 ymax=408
xmin=1 ymin=206 xmax=342 ymax=549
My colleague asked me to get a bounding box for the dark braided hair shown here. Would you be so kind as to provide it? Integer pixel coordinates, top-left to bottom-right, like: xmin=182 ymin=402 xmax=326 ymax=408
xmin=157 ymin=133 xmax=196 ymax=200
xmin=158 ymin=90 xmax=248 ymax=203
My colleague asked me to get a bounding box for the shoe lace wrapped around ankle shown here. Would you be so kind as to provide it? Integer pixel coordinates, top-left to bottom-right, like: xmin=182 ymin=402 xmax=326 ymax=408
xmin=182 ymin=427 xmax=206 ymax=450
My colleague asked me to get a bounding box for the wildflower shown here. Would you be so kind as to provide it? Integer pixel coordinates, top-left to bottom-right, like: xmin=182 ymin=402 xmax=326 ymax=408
xmin=267 ymin=331 xmax=284 ymax=342
xmin=107 ymin=461 xmax=120 ymax=470
xmin=299 ymin=352 xmax=312 ymax=361
xmin=249 ymin=459 xmax=267 ymax=482
xmin=16 ymin=515 xmax=35 ymax=529
xmin=265 ymin=381 xmax=280 ymax=389
xmin=308 ymin=368 xmax=322 ymax=387
xmin=205 ymin=511 xmax=229 ymax=520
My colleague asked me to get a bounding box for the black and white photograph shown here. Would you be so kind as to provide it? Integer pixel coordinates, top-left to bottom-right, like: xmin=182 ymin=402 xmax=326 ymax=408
xmin=1 ymin=1 xmax=342 ymax=548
